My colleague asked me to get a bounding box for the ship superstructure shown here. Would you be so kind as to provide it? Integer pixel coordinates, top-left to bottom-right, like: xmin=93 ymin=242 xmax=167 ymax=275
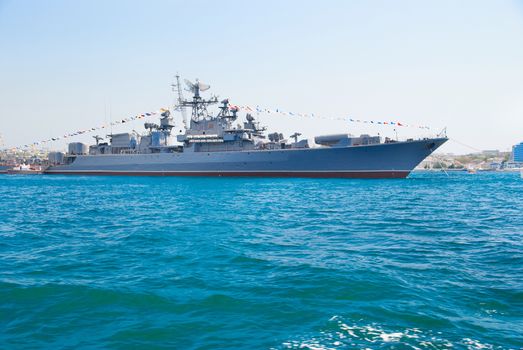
xmin=45 ymin=79 xmax=448 ymax=178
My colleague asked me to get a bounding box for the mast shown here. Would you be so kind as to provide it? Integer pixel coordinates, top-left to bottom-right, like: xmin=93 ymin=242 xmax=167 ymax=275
xmin=179 ymin=79 xmax=217 ymax=123
xmin=172 ymin=74 xmax=188 ymax=129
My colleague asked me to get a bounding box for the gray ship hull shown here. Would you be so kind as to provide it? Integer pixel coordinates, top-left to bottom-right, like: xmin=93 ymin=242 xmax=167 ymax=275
xmin=45 ymin=138 xmax=447 ymax=178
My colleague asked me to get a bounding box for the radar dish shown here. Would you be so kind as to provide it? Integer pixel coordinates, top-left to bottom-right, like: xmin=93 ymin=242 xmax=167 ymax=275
xmin=184 ymin=79 xmax=196 ymax=90
xmin=198 ymin=82 xmax=210 ymax=91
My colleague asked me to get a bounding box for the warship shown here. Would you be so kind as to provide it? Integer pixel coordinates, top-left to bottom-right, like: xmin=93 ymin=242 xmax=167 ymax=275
xmin=45 ymin=78 xmax=447 ymax=178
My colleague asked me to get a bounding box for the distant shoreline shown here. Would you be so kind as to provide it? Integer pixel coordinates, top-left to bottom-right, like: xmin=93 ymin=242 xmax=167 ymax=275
xmin=413 ymin=168 xmax=522 ymax=173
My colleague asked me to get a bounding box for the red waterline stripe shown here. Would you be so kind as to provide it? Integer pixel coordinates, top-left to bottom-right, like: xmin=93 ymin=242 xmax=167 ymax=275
xmin=44 ymin=171 xmax=410 ymax=179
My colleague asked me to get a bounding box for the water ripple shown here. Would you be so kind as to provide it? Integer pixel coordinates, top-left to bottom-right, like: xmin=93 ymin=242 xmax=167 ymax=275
xmin=1 ymin=172 xmax=522 ymax=349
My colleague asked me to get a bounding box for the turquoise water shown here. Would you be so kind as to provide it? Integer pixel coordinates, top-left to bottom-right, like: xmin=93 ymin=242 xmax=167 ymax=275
xmin=1 ymin=172 xmax=522 ymax=349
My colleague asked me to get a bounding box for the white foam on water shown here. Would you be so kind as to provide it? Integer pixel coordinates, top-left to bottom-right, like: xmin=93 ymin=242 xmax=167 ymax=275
xmin=277 ymin=316 xmax=500 ymax=350
xmin=462 ymin=338 xmax=494 ymax=350
xmin=379 ymin=332 xmax=403 ymax=342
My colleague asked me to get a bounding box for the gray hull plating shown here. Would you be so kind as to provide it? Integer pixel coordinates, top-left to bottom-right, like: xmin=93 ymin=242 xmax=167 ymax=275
xmin=45 ymin=138 xmax=447 ymax=178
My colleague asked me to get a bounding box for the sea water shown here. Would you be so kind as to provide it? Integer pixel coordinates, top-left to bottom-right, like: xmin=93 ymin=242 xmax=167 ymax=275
xmin=1 ymin=172 xmax=522 ymax=349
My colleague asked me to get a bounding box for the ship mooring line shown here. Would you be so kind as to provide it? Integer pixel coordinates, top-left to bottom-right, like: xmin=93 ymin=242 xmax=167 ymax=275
xmin=449 ymin=138 xmax=482 ymax=152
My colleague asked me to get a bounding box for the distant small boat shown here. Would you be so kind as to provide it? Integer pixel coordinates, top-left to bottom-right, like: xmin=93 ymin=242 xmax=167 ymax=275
xmin=7 ymin=164 xmax=44 ymax=175
xmin=466 ymin=168 xmax=477 ymax=174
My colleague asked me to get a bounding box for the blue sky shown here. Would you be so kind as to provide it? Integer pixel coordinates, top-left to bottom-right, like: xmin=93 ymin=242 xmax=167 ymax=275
xmin=1 ymin=0 xmax=522 ymax=153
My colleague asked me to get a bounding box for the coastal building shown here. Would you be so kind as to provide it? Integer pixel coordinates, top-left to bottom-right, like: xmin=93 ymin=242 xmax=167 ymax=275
xmin=512 ymin=142 xmax=523 ymax=162
xmin=489 ymin=162 xmax=501 ymax=170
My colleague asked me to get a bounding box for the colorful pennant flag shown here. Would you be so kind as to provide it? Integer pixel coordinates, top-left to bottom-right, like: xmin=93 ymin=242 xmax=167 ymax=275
xmin=8 ymin=108 xmax=168 ymax=151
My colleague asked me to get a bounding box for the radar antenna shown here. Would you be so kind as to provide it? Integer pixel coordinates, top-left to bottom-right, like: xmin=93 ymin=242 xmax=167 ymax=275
xmin=198 ymin=82 xmax=210 ymax=91
xmin=179 ymin=77 xmax=218 ymax=122
xmin=184 ymin=79 xmax=211 ymax=97
xmin=185 ymin=79 xmax=197 ymax=95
